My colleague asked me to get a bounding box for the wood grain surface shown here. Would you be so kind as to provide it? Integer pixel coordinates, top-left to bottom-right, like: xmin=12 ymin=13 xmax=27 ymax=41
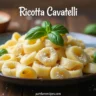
xmin=0 ymin=9 xmax=96 ymax=96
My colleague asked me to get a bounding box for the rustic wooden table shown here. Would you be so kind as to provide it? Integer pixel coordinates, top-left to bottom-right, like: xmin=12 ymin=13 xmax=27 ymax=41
xmin=0 ymin=9 xmax=96 ymax=96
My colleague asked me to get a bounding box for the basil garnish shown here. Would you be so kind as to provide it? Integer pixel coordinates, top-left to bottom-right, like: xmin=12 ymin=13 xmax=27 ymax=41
xmin=0 ymin=49 xmax=8 ymax=56
xmin=48 ymin=31 xmax=64 ymax=46
xmin=93 ymin=52 xmax=96 ymax=63
xmin=25 ymin=26 xmax=46 ymax=39
xmin=52 ymin=24 xmax=68 ymax=34
xmin=42 ymin=21 xmax=52 ymax=33
xmin=25 ymin=21 xmax=68 ymax=46
xmin=84 ymin=24 xmax=96 ymax=35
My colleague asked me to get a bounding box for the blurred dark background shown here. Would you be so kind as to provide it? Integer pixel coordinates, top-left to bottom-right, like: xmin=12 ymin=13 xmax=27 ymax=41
xmin=0 ymin=0 xmax=96 ymax=33
xmin=0 ymin=0 xmax=96 ymax=10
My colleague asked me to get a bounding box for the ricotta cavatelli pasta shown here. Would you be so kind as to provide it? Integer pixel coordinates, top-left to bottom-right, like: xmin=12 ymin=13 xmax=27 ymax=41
xmin=0 ymin=21 xmax=96 ymax=79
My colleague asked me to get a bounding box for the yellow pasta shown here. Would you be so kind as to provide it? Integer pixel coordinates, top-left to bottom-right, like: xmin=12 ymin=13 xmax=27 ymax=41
xmin=45 ymin=39 xmax=61 ymax=49
xmin=0 ymin=30 xmax=95 ymax=79
xmin=16 ymin=64 xmax=37 ymax=79
xmin=18 ymin=35 xmax=26 ymax=43
xmin=7 ymin=43 xmax=24 ymax=56
xmin=20 ymin=51 xmax=36 ymax=66
xmin=5 ymin=40 xmax=17 ymax=48
xmin=23 ymin=39 xmax=44 ymax=54
xmin=32 ymin=61 xmax=51 ymax=79
xmin=60 ymin=57 xmax=83 ymax=70
xmin=0 ymin=45 xmax=6 ymax=49
xmin=67 ymin=36 xmax=85 ymax=48
xmin=12 ymin=32 xmax=21 ymax=42
xmin=65 ymin=46 xmax=90 ymax=65
xmin=68 ymin=69 xmax=83 ymax=78
xmin=41 ymin=36 xmax=47 ymax=42
xmin=56 ymin=47 xmax=66 ymax=60
xmin=1 ymin=61 xmax=19 ymax=76
xmin=35 ymin=47 xmax=58 ymax=67
xmin=83 ymin=63 xmax=96 ymax=74
xmin=0 ymin=61 xmax=4 ymax=71
xmin=50 ymin=66 xmax=71 ymax=79
xmin=16 ymin=55 xmax=23 ymax=62
xmin=0 ymin=54 xmax=17 ymax=61
xmin=45 ymin=35 xmax=67 ymax=49
xmin=84 ymin=47 xmax=96 ymax=61
xmin=62 ymin=35 xmax=68 ymax=45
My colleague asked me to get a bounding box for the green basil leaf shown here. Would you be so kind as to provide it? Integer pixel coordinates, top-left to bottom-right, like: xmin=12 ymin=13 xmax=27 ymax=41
xmin=48 ymin=31 xmax=64 ymax=46
xmin=42 ymin=21 xmax=52 ymax=33
xmin=28 ymin=31 xmax=46 ymax=39
xmin=93 ymin=52 xmax=96 ymax=63
xmin=84 ymin=24 xmax=96 ymax=35
xmin=25 ymin=26 xmax=46 ymax=39
xmin=52 ymin=24 xmax=68 ymax=34
xmin=0 ymin=49 xmax=8 ymax=56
